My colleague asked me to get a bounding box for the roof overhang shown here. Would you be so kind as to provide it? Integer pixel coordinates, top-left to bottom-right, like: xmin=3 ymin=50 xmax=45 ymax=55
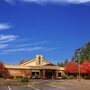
xmin=4 ymin=64 xmax=62 ymax=70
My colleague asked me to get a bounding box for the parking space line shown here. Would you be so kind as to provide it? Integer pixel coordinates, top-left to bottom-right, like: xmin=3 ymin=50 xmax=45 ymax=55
xmin=8 ymin=86 xmax=11 ymax=90
xmin=47 ymin=84 xmax=66 ymax=89
xmin=27 ymin=85 xmax=40 ymax=90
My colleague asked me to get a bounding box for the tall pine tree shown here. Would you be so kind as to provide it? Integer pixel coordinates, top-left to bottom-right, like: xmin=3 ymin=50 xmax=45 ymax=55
xmin=72 ymin=42 xmax=90 ymax=63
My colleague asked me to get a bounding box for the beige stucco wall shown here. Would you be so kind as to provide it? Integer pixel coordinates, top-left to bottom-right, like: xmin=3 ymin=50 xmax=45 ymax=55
xmin=8 ymin=69 xmax=23 ymax=77
xmin=7 ymin=69 xmax=31 ymax=78
xmin=6 ymin=68 xmax=65 ymax=78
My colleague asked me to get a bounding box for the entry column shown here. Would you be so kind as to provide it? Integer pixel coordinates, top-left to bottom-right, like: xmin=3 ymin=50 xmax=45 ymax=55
xmin=42 ymin=69 xmax=45 ymax=79
xmin=56 ymin=70 xmax=58 ymax=79
xmin=30 ymin=70 xmax=32 ymax=78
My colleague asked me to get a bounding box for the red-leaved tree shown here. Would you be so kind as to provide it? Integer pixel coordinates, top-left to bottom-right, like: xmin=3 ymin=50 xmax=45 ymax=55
xmin=64 ymin=61 xmax=78 ymax=74
xmin=0 ymin=61 xmax=8 ymax=78
xmin=0 ymin=61 xmax=5 ymax=74
xmin=80 ymin=60 xmax=90 ymax=74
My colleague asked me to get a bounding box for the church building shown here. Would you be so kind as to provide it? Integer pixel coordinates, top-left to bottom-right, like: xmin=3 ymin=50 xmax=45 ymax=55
xmin=4 ymin=55 xmax=64 ymax=79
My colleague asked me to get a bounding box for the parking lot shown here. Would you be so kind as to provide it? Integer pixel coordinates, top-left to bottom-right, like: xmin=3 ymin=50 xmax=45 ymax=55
xmin=0 ymin=80 xmax=90 ymax=90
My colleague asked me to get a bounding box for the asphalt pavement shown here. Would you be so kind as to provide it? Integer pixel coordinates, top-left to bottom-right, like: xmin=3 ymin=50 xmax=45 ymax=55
xmin=0 ymin=84 xmax=66 ymax=90
xmin=0 ymin=86 xmax=35 ymax=90
xmin=0 ymin=81 xmax=90 ymax=90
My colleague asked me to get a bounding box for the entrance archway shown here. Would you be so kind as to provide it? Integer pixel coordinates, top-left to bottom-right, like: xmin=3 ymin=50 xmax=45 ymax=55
xmin=45 ymin=70 xmax=55 ymax=79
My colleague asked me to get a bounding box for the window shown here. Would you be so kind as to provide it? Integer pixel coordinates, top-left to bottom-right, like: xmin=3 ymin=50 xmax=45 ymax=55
xmin=32 ymin=72 xmax=35 ymax=76
xmin=58 ymin=72 xmax=61 ymax=77
xmin=36 ymin=72 xmax=39 ymax=76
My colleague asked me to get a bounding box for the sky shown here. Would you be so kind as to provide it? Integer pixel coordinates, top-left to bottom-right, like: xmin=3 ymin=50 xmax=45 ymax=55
xmin=0 ymin=0 xmax=90 ymax=64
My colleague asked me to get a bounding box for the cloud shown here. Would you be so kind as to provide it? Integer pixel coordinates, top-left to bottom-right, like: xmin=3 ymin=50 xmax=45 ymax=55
xmin=4 ymin=46 xmax=43 ymax=53
xmin=0 ymin=34 xmax=18 ymax=50
xmin=0 ymin=33 xmax=57 ymax=54
xmin=15 ymin=41 xmax=48 ymax=47
xmin=0 ymin=52 xmax=7 ymax=55
xmin=0 ymin=23 xmax=12 ymax=30
xmin=0 ymin=34 xmax=51 ymax=54
xmin=2 ymin=46 xmax=58 ymax=54
xmin=4 ymin=0 xmax=16 ymax=4
xmin=0 ymin=34 xmax=18 ymax=44
xmin=44 ymin=47 xmax=57 ymax=51
xmin=22 ymin=0 xmax=90 ymax=4
xmin=0 ymin=44 xmax=8 ymax=49
xmin=4 ymin=0 xmax=90 ymax=4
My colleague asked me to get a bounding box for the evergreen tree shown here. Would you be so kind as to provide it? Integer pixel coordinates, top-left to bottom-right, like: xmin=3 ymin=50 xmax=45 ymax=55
xmin=57 ymin=61 xmax=64 ymax=67
xmin=64 ymin=58 xmax=68 ymax=66
xmin=72 ymin=42 xmax=90 ymax=63
xmin=57 ymin=61 xmax=61 ymax=66
xmin=60 ymin=62 xmax=64 ymax=67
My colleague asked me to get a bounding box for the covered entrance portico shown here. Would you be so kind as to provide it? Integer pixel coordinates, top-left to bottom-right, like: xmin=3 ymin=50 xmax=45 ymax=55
xmin=30 ymin=65 xmax=59 ymax=79
xmin=40 ymin=69 xmax=58 ymax=79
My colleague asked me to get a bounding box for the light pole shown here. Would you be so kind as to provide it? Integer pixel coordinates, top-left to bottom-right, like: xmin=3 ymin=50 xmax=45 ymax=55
xmin=77 ymin=48 xmax=81 ymax=82
xmin=89 ymin=51 xmax=90 ymax=61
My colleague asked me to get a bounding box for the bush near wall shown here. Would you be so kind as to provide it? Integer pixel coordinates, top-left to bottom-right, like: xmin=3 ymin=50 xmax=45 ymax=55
xmin=20 ymin=78 xmax=29 ymax=82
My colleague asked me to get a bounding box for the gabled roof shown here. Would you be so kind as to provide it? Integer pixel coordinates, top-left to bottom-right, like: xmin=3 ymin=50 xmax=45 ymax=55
xmin=20 ymin=58 xmax=35 ymax=66
xmin=20 ymin=57 xmax=50 ymax=66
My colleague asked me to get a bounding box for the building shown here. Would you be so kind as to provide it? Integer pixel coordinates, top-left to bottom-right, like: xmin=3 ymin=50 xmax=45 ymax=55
xmin=4 ymin=55 xmax=64 ymax=79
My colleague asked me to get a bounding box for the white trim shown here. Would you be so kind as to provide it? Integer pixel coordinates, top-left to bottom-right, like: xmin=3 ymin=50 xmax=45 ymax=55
xmin=8 ymin=86 xmax=11 ymax=90
xmin=47 ymin=84 xmax=66 ymax=89
xmin=27 ymin=85 xmax=40 ymax=90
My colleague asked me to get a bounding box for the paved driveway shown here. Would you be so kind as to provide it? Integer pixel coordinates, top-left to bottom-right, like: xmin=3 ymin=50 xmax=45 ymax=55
xmin=0 ymin=85 xmax=63 ymax=90
xmin=0 ymin=86 xmax=34 ymax=90
xmin=0 ymin=80 xmax=90 ymax=90
xmin=0 ymin=85 xmax=66 ymax=90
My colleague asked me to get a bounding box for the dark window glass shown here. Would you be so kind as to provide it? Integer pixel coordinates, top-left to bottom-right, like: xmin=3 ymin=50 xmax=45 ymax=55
xmin=36 ymin=72 xmax=39 ymax=75
xmin=32 ymin=72 xmax=35 ymax=75
xmin=58 ymin=73 xmax=61 ymax=77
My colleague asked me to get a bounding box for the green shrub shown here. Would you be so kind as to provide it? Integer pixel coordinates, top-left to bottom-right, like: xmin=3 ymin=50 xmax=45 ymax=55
xmin=83 ymin=75 xmax=88 ymax=79
xmin=35 ymin=74 xmax=39 ymax=79
xmin=20 ymin=78 xmax=29 ymax=82
xmin=61 ymin=75 xmax=68 ymax=79
xmin=77 ymin=76 xmax=81 ymax=79
xmin=45 ymin=75 xmax=51 ymax=79
xmin=68 ymin=75 xmax=74 ymax=79
xmin=0 ymin=73 xmax=3 ymax=78
xmin=0 ymin=73 xmax=7 ymax=78
xmin=54 ymin=78 xmax=59 ymax=80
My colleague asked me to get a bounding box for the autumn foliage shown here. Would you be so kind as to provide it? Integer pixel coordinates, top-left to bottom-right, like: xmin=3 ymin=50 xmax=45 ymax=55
xmin=0 ymin=61 xmax=8 ymax=78
xmin=0 ymin=61 xmax=5 ymax=74
xmin=64 ymin=61 xmax=78 ymax=74
xmin=64 ymin=60 xmax=90 ymax=77
xmin=80 ymin=60 xmax=90 ymax=74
